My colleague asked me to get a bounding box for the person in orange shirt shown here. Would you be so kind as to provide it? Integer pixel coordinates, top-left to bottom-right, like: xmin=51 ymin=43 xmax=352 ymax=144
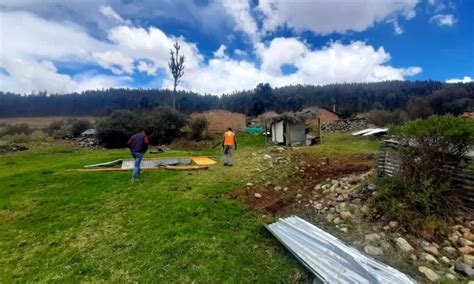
xmin=222 ymin=127 xmax=237 ymax=166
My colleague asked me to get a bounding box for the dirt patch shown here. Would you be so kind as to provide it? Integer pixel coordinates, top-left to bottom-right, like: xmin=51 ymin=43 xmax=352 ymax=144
xmin=227 ymin=186 xmax=298 ymax=215
xmin=294 ymin=154 xmax=374 ymax=192
xmin=229 ymin=153 xmax=375 ymax=216
xmin=191 ymin=110 xmax=246 ymax=132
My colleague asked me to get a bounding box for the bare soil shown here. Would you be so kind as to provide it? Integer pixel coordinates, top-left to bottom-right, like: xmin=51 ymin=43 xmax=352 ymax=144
xmin=228 ymin=153 xmax=375 ymax=216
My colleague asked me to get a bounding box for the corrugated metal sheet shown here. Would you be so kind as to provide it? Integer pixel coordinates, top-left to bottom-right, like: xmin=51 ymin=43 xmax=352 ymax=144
xmin=266 ymin=216 xmax=416 ymax=284
xmin=121 ymin=158 xmax=192 ymax=169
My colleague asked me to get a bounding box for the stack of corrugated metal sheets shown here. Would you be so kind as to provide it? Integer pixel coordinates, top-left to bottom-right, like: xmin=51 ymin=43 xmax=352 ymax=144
xmin=266 ymin=216 xmax=417 ymax=284
xmin=121 ymin=158 xmax=192 ymax=169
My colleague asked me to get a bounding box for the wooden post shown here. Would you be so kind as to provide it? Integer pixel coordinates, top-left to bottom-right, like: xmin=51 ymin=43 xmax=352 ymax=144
xmin=264 ymin=121 xmax=268 ymax=146
xmin=318 ymin=118 xmax=322 ymax=144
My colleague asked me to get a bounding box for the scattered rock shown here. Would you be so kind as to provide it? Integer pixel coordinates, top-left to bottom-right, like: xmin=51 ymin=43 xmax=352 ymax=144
xmin=314 ymin=203 xmax=323 ymax=210
xmin=444 ymin=273 xmax=457 ymax=280
xmin=340 ymin=211 xmax=353 ymax=219
xmin=263 ymin=154 xmax=272 ymax=160
xmin=254 ymin=193 xmax=262 ymax=199
xmin=423 ymin=246 xmax=439 ymax=256
xmin=274 ymin=186 xmax=282 ymax=191
xmin=296 ymin=193 xmax=302 ymax=198
xmin=360 ymin=205 xmax=370 ymax=215
xmin=388 ymin=221 xmax=399 ymax=229
xmin=380 ymin=240 xmax=392 ymax=250
xmin=340 ymin=227 xmax=348 ymax=233
xmin=366 ymin=183 xmax=376 ymax=191
xmin=455 ymin=261 xmax=474 ymax=277
xmin=458 ymin=237 xmax=473 ymax=247
xmin=395 ymin=237 xmax=414 ymax=252
xmin=364 ymin=245 xmax=383 ymax=256
xmin=458 ymin=246 xmax=474 ymax=255
xmin=440 ymin=256 xmax=451 ymax=264
xmin=462 ymin=254 xmax=474 ymax=267
xmin=333 ymin=217 xmax=341 ymax=224
xmin=246 ymin=183 xmax=254 ymax=187
xmin=365 ymin=233 xmax=382 ymax=243
xmin=420 ymin=253 xmax=439 ymax=264
xmin=443 ymin=246 xmax=457 ymax=255
xmin=418 ymin=266 xmax=439 ymax=282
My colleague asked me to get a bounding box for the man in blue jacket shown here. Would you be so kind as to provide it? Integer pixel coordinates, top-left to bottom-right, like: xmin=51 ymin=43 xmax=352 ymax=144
xmin=127 ymin=130 xmax=149 ymax=181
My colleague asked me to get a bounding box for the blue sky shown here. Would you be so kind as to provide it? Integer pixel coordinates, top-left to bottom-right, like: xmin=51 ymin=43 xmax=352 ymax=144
xmin=0 ymin=0 xmax=472 ymax=95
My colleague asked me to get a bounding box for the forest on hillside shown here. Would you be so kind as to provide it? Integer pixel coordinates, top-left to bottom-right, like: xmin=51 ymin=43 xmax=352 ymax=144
xmin=0 ymin=81 xmax=473 ymax=118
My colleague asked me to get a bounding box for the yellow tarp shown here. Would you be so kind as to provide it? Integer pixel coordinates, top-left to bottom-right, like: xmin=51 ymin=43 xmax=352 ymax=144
xmin=192 ymin=156 xmax=217 ymax=165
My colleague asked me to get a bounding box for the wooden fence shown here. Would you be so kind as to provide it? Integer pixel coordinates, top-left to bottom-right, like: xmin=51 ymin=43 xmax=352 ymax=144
xmin=378 ymin=143 xmax=474 ymax=210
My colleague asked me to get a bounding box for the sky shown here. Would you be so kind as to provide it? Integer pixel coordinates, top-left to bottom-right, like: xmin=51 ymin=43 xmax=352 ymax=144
xmin=0 ymin=0 xmax=472 ymax=95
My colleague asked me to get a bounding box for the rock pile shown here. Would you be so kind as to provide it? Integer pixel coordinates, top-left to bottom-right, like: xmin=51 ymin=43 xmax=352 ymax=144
xmin=321 ymin=119 xmax=374 ymax=132
xmin=0 ymin=144 xmax=29 ymax=154
xmin=76 ymin=137 xmax=99 ymax=148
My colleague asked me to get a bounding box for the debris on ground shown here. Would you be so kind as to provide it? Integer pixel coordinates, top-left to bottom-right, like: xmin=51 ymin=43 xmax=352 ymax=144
xmin=0 ymin=144 xmax=29 ymax=154
xmin=266 ymin=216 xmax=416 ymax=283
xmin=76 ymin=137 xmax=99 ymax=148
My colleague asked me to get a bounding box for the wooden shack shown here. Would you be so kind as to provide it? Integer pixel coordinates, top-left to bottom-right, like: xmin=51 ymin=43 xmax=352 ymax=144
xmin=260 ymin=110 xmax=315 ymax=146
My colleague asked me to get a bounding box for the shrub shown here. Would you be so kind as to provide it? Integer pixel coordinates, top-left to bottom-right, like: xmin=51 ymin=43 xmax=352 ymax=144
xmin=3 ymin=123 xmax=32 ymax=136
xmin=147 ymin=107 xmax=187 ymax=145
xmin=189 ymin=117 xmax=209 ymax=141
xmin=96 ymin=110 xmax=145 ymax=148
xmin=47 ymin=120 xmax=65 ymax=135
xmin=71 ymin=119 xmax=93 ymax=137
xmin=372 ymin=115 xmax=474 ymax=227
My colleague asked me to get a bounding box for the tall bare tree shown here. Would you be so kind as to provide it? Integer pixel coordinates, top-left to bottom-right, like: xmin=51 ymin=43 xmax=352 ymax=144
xmin=168 ymin=41 xmax=185 ymax=110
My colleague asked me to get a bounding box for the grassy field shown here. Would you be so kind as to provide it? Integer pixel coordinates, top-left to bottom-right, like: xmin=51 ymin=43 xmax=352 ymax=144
xmin=0 ymin=133 xmax=381 ymax=282
xmin=0 ymin=116 xmax=97 ymax=129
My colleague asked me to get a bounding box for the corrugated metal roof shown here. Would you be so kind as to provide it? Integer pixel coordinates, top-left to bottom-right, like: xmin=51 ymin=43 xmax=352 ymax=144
xmin=121 ymin=158 xmax=192 ymax=169
xmin=266 ymin=216 xmax=417 ymax=284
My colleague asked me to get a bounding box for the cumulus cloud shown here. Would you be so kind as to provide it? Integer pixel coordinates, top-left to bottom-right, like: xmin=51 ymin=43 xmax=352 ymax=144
xmin=257 ymin=0 xmax=419 ymax=35
xmin=175 ymin=39 xmax=422 ymax=95
xmin=99 ymin=5 xmax=124 ymax=23
xmin=446 ymin=76 xmax=473 ymax=83
xmin=0 ymin=6 xmax=422 ymax=96
xmin=221 ymin=0 xmax=260 ymax=42
xmin=430 ymin=14 xmax=456 ymax=26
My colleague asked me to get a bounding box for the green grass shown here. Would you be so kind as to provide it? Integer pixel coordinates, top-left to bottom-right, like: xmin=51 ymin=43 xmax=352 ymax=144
xmin=308 ymin=132 xmax=382 ymax=156
xmin=0 ymin=133 xmax=306 ymax=283
xmin=0 ymin=132 xmax=380 ymax=282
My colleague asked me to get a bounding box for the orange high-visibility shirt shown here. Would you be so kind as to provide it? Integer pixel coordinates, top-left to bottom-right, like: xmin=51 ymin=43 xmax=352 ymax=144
xmin=223 ymin=131 xmax=235 ymax=146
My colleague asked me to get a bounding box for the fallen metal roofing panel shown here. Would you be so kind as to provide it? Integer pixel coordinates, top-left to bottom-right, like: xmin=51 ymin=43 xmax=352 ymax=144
xmin=266 ymin=216 xmax=417 ymax=284
xmin=351 ymin=129 xmax=375 ymax=136
xmin=121 ymin=158 xmax=192 ymax=169
xmin=84 ymin=159 xmax=123 ymax=168
xmin=362 ymin=128 xmax=388 ymax=136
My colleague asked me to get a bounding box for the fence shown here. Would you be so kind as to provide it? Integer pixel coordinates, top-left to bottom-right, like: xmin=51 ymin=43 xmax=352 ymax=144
xmin=378 ymin=142 xmax=474 ymax=210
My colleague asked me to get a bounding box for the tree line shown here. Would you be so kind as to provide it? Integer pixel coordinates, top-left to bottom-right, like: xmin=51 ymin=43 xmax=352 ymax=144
xmin=0 ymin=80 xmax=472 ymax=118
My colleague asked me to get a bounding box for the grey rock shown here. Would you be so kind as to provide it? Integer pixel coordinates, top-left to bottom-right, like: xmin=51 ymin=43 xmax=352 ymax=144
xmin=395 ymin=237 xmax=414 ymax=252
xmin=420 ymin=252 xmax=439 ymax=264
xmin=365 ymin=233 xmax=382 ymax=243
xmin=364 ymin=245 xmax=383 ymax=256
xmin=418 ymin=266 xmax=439 ymax=282
xmin=254 ymin=193 xmax=262 ymax=198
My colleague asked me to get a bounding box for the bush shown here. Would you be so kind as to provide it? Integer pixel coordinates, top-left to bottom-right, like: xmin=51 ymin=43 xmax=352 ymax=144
xmin=147 ymin=107 xmax=187 ymax=145
xmin=366 ymin=109 xmax=407 ymax=126
xmin=71 ymin=119 xmax=92 ymax=137
xmin=47 ymin=120 xmax=65 ymax=135
xmin=96 ymin=110 xmax=146 ymax=148
xmin=2 ymin=123 xmax=32 ymax=136
xmin=1 ymin=130 xmax=50 ymax=144
xmin=189 ymin=117 xmax=209 ymax=141
xmin=373 ymin=115 xmax=474 ymax=227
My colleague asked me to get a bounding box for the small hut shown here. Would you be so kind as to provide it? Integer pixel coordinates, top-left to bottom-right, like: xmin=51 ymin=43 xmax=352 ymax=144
xmin=260 ymin=110 xmax=315 ymax=146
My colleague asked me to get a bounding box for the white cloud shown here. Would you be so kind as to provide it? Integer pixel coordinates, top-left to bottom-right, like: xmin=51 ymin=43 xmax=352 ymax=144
xmin=213 ymin=45 xmax=228 ymax=59
xmin=234 ymin=49 xmax=248 ymax=56
xmin=0 ymin=8 xmax=422 ymax=96
xmin=257 ymin=0 xmax=419 ymax=35
xmin=99 ymin=5 xmax=124 ymax=23
xmin=94 ymin=51 xmax=134 ymax=75
xmin=136 ymin=61 xmax=158 ymax=76
xmin=430 ymin=14 xmax=456 ymax=26
xmin=221 ymin=0 xmax=260 ymax=42
xmin=393 ymin=21 xmax=404 ymax=35
xmin=446 ymin=76 xmax=473 ymax=83
xmin=175 ymin=39 xmax=422 ymax=95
